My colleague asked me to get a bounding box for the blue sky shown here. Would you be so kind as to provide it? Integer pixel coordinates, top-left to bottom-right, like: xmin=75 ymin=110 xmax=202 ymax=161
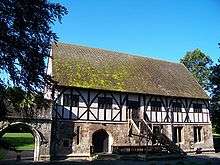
xmin=53 ymin=0 xmax=220 ymax=63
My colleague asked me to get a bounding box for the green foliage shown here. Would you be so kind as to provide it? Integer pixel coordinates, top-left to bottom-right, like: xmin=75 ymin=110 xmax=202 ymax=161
xmin=0 ymin=0 xmax=67 ymax=118
xmin=0 ymin=86 xmax=50 ymax=119
xmin=0 ymin=0 xmax=67 ymax=92
xmin=180 ymin=49 xmax=213 ymax=91
xmin=210 ymin=59 xmax=220 ymax=133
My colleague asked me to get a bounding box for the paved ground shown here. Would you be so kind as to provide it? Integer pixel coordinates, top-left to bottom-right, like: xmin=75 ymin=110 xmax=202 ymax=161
xmin=0 ymin=152 xmax=220 ymax=165
xmin=2 ymin=150 xmax=34 ymax=161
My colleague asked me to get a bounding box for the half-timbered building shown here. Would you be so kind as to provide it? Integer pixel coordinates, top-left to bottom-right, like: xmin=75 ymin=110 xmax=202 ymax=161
xmin=47 ymin=43 xmax=214 ymax=159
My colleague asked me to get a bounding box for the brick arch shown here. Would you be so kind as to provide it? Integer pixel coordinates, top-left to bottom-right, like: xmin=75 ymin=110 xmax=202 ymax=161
xmin=0 ymin=121 xmax=41 ymax=161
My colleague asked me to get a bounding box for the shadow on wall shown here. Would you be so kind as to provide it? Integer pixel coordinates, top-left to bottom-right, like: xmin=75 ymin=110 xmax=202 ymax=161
xmin=50 ymin=120 xmax=78 ymax=160
xmin=54 ymin=106 xmax=78 ymax=120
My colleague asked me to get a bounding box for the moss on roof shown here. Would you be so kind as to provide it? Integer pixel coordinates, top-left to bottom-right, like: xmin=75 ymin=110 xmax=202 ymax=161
xmin=52 ymin=43 xmax=208 ymax=99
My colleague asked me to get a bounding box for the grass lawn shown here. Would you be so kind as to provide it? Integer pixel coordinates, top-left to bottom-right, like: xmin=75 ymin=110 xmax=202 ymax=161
xmin=2 ymin=133 xmax=34 ymax=151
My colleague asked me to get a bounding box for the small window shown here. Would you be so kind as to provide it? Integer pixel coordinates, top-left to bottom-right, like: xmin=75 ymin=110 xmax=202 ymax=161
xmin=151 ymin=101 xmax=162 ymax=111
xmin=193 ymin=104 xmax=202 ymax=113
xmin=127 ymin=100 xmax=140 ymax=109
xmin=63 ymin=139 xmax=70 ymax=148
xmin=63 ymin=94 xmax=79 ymax=107
xmin=153 ymin=126 xmax=161 ymax=135
xmin=72 ymin=95 xmax=79 ymax=107
xmin=76 ymin=126 xmax=80 ymax=145
xmin=172 ymin=102 xmax=182 ymax=112
xmin=173 ymin=127 xmax=182 ymax=143
xmin=152 ymin=126 xmax=161 ymax=144
xmin=98 ymin=97 xmax=112 ymax=109
xmin=194 ymin=127 xmax=202 ymax=143
xmin=63 ymin=94 xmax=71 ymax=106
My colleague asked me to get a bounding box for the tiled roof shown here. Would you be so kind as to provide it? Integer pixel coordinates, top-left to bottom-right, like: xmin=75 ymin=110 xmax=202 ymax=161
xmin=51 ymin=43 xmax=208 ymax=99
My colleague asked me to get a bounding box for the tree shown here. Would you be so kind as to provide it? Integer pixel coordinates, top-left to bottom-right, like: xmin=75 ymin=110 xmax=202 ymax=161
xmin=0 ymin=0 xmax=67 ymax=116
xmin=180 ymin=49 xmax=213 ymax=91
xmin=210 ymin=59 xmax=220 ymax=133
xmin=0 ymin=0 xmax=67 ymax=92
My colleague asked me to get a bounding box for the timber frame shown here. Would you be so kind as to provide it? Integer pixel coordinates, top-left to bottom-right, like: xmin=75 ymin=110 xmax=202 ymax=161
xmin=52 ymin=86 xmax=210 ymax=124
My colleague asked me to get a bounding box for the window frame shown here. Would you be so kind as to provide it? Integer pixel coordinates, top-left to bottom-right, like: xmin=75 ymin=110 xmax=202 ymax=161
xmin=194 ymin=126 xmax=202 ymax=143
xmin=127 ymin=100 xmax=140 ymax=109
xmin=76 ymin=126 xmax=80 ymax=145
xmin=172 ymin=102 xmax=182 ymax=112
xmin=193 ymin=103 xmax=202 ymax=113
xmin=63 ymin=94 xmax=79 ymax=107
xmin=98 ymin=97 xmax=113 ymax=109
xmin=173 ymin=127 xmax=183 ymax=143
xmin=150 ymin=101 xmax=162 ymax=111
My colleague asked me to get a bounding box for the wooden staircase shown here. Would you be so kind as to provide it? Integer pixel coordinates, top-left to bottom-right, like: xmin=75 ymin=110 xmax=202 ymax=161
xmin=127 ymin=118 xmax=185 ymax=155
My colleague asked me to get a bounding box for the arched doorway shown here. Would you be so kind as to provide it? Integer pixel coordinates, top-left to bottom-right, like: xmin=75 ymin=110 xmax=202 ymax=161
xmin=92 ymin=129 xmax=109 ymax=153
xmin=0 ymin=122 xmax=40 ymax=161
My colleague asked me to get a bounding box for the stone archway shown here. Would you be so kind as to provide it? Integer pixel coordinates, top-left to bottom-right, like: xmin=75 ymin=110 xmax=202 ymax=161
xmin=0 ymin=122 xmax=41 ymax=161
xmin=92 ymin=129 xmax=109 ymax=153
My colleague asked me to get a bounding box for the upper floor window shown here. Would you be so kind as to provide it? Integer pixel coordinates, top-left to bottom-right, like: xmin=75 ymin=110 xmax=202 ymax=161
xmin=194 ymin=126 xmax=202 ymax=143
xmin=98 ymin=97 xmax=112 ymax=109
xmin=193 ymin=103 xmax=202 ymax=113
xmin=151 ymin=101 xmax=162 ymax=111
xmin=172 ymin=102 xmax=182 ymax=112
xmin=127 ymin=100 xmax=140 ymax=109
xmin=63 ymin=94 xmax=79 ymax=107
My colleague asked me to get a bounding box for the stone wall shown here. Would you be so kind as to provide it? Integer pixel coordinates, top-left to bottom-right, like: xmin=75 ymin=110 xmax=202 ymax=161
xmin=0 ymin=119 xmax=52 ymax=161
xmin=177 ymin=124 xmax=214 ymax=152
xmin=52 ymin=121 xmax=141 ymax=159
xmin=0 ymin=102 xmax=53 ymax=161
xmin=52 ymin=121 xmax=215 ymax=159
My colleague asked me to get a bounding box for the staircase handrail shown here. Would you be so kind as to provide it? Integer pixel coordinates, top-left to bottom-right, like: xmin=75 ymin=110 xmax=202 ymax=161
xmin=141 ymin=119 xmax=153 ymax=133
xmin=128 ymin=119 xmax=140 ymax=134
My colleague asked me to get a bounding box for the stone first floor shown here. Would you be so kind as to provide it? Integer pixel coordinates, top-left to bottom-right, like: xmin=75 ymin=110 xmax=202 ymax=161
xmin=50 ymin=120 xmax=215 ymax=159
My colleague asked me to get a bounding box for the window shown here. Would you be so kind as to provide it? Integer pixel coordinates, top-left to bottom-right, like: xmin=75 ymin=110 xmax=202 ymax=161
xmin=194 ymin=127 xmax=202 ymax=143
xmin=193 ymin=104 xmax=202 ymax=113
xmin=153 ymin=126 xmax=161 ymax=135
xmin=63 ymin=94 xmax=71 ymax=106
xmin=127 ymin=100 xmax=140 ymax=119
xmin=127 ymin=100 xmax=140 ymax=109
xmin=76 ymin=126 xmax=80 ymax=145
xmin=63 ymin=94 xmax=79 ymax=107
xmin=173 ymin=127 xmax=182 ymax=143
xmin=152 ymin=126 xmax=161 ymax=144
xmin=172 ymin=102 xmax=182 ymax=112
xmin=98 ymin=97 xmax=112 ymax=109
xmin=151 ymin=101 xmax=162 ymax=111
xmin=72 ymin=95 xmax=79 ymax=107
